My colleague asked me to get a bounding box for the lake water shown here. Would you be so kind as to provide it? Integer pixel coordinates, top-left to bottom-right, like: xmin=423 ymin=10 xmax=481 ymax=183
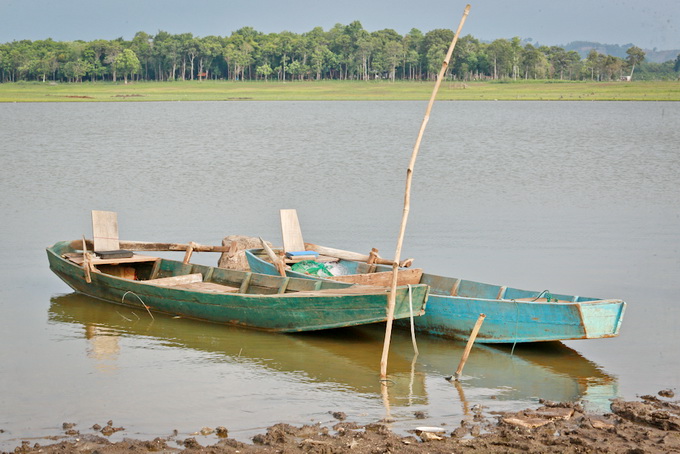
xmin=1 ymin=100 xmax=678 ymax=449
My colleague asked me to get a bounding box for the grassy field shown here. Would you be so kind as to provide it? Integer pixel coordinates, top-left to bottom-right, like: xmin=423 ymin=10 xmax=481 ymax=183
xmin=0 ymin=80 xmax=678 ymax=102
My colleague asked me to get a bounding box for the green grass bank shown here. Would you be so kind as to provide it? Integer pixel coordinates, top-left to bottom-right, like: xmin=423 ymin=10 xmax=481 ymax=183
xmin=1 ymin=80 xmax=678 ymax=102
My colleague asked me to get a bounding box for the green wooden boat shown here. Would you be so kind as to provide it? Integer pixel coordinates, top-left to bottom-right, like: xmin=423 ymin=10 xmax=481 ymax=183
xmin=46 ymin=240 xmax=428 ymax=333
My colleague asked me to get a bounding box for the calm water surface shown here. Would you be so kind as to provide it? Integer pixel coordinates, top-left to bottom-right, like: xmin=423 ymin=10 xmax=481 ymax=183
xmin=0 ymin=100 xmax=678 ymax=448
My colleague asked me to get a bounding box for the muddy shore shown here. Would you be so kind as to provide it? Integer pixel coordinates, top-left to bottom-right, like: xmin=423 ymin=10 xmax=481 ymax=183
xmin=5 ymin=391 xmax=679 ymax=454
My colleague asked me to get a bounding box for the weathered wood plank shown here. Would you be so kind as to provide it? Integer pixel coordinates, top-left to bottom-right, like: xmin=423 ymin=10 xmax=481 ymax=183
xmin=145 ymin=273 xmax=203 ymax=286
xmin=171 ymin=282 xmax=240 ymax=293
xmin=92 ymin=210 xmax=120 ymax=252
xmin=304 ymin=243 xmax=415 ymax=267
xmin=260 ymin=237 xmax=287 ymax=276
xmin=64 ymin=252 xmax=159 ymax=266
xmin=280 ymin=209 xmax=305 ymax=252
xmin=70 ymin=239 xmax=231 ymax=253
xmin=280 ymin=285 xmax=387 ymax=297
xmin=327 ymin=268 xmax=424 ymax=287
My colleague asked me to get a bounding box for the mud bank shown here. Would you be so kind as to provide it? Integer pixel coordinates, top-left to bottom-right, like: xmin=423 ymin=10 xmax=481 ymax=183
xmin=6 ymin=391 xmax=679 ymax=454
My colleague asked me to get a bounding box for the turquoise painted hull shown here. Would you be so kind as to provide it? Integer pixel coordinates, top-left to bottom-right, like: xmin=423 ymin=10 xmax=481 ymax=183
xmin=47 ymin=241 xmax=428 ymax=333
xmin=246 ymin=249 xmax=626 ymax=343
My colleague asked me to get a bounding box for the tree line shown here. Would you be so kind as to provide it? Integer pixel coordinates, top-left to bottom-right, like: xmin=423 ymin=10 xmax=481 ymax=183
xmin=2 ymin=22 xmax=679 ymax=83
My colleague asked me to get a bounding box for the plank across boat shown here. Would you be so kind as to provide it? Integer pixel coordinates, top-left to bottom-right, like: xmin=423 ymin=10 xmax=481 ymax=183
xmin=245 ymin=247 xmax=626 ymax=343
xmin=46 ymin=241 xmax=429 ymax=333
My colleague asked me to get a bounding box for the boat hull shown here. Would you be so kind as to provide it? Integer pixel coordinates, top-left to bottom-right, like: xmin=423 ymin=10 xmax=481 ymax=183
xmin=47 ymin=241 xmax=428 ymax=333
xmin=246 ymin=249 xmax=626 ymax=342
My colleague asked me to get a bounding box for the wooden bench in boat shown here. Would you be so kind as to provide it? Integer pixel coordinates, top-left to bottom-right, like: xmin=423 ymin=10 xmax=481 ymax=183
xmin=143 ymin=273 xmax=241 ymax=293
xmin=63 ymin=252 xmax=159 ymax=266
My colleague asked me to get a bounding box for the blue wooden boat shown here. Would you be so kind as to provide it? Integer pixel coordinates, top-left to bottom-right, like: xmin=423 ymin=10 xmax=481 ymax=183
xmin=46 ymin=240 xmax=428 ymax=333
xmin=246 ymin=246 xmax=626 ymax=343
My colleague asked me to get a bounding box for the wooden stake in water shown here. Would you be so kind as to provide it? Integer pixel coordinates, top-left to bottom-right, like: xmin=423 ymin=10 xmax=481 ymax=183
xmin=452 ymin=313 xmax=486 ymax=381
xmin=380 ymin=4 xmax=471 ymax=380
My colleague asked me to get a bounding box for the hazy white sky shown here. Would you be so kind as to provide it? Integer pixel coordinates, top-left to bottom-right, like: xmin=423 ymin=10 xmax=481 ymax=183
xmin=0 ymin=0 xmax=678 ymax=50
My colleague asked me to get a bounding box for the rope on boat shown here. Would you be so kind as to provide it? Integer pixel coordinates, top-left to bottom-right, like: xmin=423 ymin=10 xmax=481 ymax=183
xmin=509 ymin=289 xmax=552 ymax=355
xmin=408 ymin=284 xmax=419 ymax=355
xmin=511 ymin=301 xmax=519 ymax=356
xmin=121 ymin=291 xmax=155 ymax=320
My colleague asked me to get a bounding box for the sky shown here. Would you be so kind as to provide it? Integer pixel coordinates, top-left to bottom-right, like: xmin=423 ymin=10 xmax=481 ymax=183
xmin=0 ymin=0 xmax=678 ymax=50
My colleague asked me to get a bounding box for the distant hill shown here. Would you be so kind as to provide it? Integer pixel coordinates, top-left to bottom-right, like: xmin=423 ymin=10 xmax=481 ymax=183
xmin=562 ymin=41 xmax=679 ymax=63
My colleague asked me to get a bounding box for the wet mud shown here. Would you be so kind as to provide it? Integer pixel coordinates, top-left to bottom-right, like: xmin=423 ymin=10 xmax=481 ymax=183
xmin=5 ymin=390 xmax=679 ymax=453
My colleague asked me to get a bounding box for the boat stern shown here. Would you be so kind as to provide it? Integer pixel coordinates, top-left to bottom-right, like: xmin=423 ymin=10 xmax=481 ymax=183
xmin=579 ymin=299 xmax=627 ymax=338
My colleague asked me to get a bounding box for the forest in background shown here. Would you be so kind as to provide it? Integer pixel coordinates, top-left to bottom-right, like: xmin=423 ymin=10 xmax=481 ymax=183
xmin=2 ymin=22 xmax=679 ymax=84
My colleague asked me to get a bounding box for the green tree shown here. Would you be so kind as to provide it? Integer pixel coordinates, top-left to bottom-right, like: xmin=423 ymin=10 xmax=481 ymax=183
xmin=62 ymin=58 xmax=91 ymax=82
xmin=487 ymin=39 xmax=512 ymax=79
xmin=422 ymin=29 xmax=454 ymax=79
xmin=625 ymin=46 xmax=645 ymax=79
xmin=86 ymin=39 xmax=111 ymax=81
xmin=224 ymin=34 xmax=255 ymax=80
xmin=29 ymin=39 xmax=60 ymax=82
xmin=103 ymin=40 xmax=123 ymax=81
xmin=602 ymin=54 xmax=624 ymax=80
xmin=275 ymin=31 xmax=298 ymax=81
xmin=452 ymin=35 xmax=486 ymax=80
xmin=151 ymin=31 xmax=174 ymax=80
xmin=403 ymin=29 xmax=423 ymax=80
xmin=521 ymin=44 xmax=548 ymax=79
xmin=197 ymin=36 xmax=223 ymax=80
xmin=310 ymin=44 xmax=332 ymax=80
xmin=176 ymin=33 xmax=197 ymax=80
xmin=585 ymin=49 xmax=601 ymax=80
xmin=256 ymin=62 xmax=273 ymax=80
xmin=115 ymin=48 xmax=141 ymax=83
xmin=131 ymin=32 xmax=153 ymax=80
xmin=384 ymin=40 xmax=403 ymax=81
xmin=286 ymin=59 xmax=305 ymax=80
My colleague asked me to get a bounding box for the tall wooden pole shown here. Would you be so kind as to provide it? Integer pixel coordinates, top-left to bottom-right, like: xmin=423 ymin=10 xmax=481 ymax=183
xmin=380 ymin=4 xmax=471 ymax=380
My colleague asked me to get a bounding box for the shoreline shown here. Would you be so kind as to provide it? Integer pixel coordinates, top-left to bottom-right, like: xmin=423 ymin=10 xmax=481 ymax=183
xmin=1 ymin=80 xmax=678 ymax=102
xmin=5 ymin=391 xmax=678 ymax=453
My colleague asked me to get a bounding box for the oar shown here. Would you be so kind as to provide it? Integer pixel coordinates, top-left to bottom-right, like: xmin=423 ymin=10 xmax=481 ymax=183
xmin=380 ymin=4 xmax=471 ymax=380
xmin=305 ymin=243 xmax=414 ymax=268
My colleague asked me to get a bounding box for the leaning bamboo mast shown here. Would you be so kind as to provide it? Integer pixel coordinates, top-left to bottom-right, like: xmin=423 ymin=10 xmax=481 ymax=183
xmin=380 ymin=4 xmax=471 ymax=380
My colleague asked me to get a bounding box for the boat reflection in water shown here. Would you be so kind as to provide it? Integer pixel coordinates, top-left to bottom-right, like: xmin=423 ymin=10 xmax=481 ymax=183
xmin=48 ymin=293 xmax=427 ymax=405
xmin=48 ymin=293 xmax=617 ymax=416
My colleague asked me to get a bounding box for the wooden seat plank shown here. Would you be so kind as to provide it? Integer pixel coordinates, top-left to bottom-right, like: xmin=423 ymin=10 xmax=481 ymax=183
xmin=64 ymin=252 xmax=159 ymax=266
xmin=145 ymin=273 xmax=203 ymax=286
xmin=171 ymin=282 xmax=241 ymax=293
